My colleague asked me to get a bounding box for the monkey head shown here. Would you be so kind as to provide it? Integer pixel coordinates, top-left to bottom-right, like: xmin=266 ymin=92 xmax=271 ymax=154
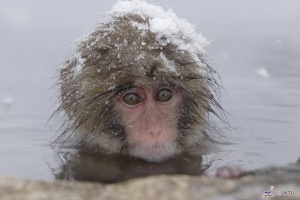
xmin=56 ymin=2 xmax=223 ymax=162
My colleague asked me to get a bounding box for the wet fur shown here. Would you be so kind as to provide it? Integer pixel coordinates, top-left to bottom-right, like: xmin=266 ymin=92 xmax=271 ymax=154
xmin=53 ymin=14 xmax=225 ymax=159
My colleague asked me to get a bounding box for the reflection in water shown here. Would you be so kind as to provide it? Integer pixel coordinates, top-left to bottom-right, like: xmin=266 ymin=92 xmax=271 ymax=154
xmin=53 ymin=149 xmax=207 ymax=183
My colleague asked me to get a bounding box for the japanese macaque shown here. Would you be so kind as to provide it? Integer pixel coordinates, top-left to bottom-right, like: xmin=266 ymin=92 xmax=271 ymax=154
xmin=54 ymin=1 xmax=225 ymax=165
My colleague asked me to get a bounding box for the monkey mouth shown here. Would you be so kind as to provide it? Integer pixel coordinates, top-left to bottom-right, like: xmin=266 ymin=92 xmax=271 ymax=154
xmin=128 ymin=142 xmax=178 ymax=162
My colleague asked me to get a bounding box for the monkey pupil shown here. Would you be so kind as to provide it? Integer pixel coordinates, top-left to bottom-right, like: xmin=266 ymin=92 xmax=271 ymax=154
xmin=156 ymin=89 xmax=172 ymax=102
xmin=123 ymin=93 xmax=140 ymax=105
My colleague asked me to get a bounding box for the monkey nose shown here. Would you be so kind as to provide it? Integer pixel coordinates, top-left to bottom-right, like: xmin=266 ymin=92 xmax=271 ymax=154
xmin=144 ymin=111 xmax=163 ymax=137
xmin=145 ymin=123 xmax=163 ymax=137
xmin=147 ymin=129 xmax=162 ymax=137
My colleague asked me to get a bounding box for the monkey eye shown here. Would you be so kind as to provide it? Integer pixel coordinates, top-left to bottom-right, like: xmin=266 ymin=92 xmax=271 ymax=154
xmin=156 ymin=89 xmax=173 ymax=102
xmin=122 ymin=93 xmax=141 ymax=105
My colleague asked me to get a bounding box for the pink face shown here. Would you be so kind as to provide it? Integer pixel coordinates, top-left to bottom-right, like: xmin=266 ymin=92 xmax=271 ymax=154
xmin=115 ymin=79 xmax=182 ymax=162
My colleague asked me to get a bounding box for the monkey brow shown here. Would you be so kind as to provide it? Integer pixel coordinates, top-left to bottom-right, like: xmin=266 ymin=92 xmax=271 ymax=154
xmin=112 ymin=82 xmax=135 ymax=95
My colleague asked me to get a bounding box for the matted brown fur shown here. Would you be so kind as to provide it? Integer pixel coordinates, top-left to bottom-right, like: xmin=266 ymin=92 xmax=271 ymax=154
xmin=54 ymin=14 xmax=225 ymax=159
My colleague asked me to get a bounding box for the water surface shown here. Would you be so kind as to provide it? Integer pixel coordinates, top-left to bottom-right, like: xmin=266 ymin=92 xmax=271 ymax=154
xmin=0 ymin=0 xmax=299 ymax=181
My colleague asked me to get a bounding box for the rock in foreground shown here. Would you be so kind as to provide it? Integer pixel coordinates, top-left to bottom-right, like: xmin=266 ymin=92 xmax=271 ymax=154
xmin=0 ymin=163 xmax=299 ymax=200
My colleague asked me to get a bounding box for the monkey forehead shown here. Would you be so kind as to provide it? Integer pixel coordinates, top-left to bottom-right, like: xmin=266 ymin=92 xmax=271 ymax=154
xmin=132 ymin=77 xmax=171 ymax=88
xmin=77 ymin=13 xmax=209 ymax=70
xmin=73 ymin=13 xmax=214 ymax=80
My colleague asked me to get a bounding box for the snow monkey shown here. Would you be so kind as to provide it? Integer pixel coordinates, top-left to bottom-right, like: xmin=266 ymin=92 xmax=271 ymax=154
xmin=54 ymin=1 xmax=226 ymax=164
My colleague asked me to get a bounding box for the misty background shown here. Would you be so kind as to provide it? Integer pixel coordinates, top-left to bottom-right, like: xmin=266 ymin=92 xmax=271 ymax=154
xmin=0 ymin=0 xmax=299 ymax=180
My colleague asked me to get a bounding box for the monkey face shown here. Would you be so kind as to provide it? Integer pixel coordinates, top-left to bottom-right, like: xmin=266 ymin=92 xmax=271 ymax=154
xmin=56 ymin=11 xmax=222 ymax=164
xmin=114 ymin=78 xmax=182 ymax=162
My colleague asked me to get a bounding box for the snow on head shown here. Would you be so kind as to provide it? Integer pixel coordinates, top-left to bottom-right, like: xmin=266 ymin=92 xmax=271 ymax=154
xmin=159 ymin=52 xmax=177 ymax=73
xmin=73 ymin=52 xmax=86 ymax=76
xmin=109 ymin=0 xmax=210 ymax=65
xmin=110 ymin=0 xmax=166 ymax=17
xmin=70 ymin=0 xmax=213 ymax=77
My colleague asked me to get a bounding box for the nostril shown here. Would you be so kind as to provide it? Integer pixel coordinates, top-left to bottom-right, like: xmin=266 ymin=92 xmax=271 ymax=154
xmin=147 ymin=129 xmax=162 ymax=137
